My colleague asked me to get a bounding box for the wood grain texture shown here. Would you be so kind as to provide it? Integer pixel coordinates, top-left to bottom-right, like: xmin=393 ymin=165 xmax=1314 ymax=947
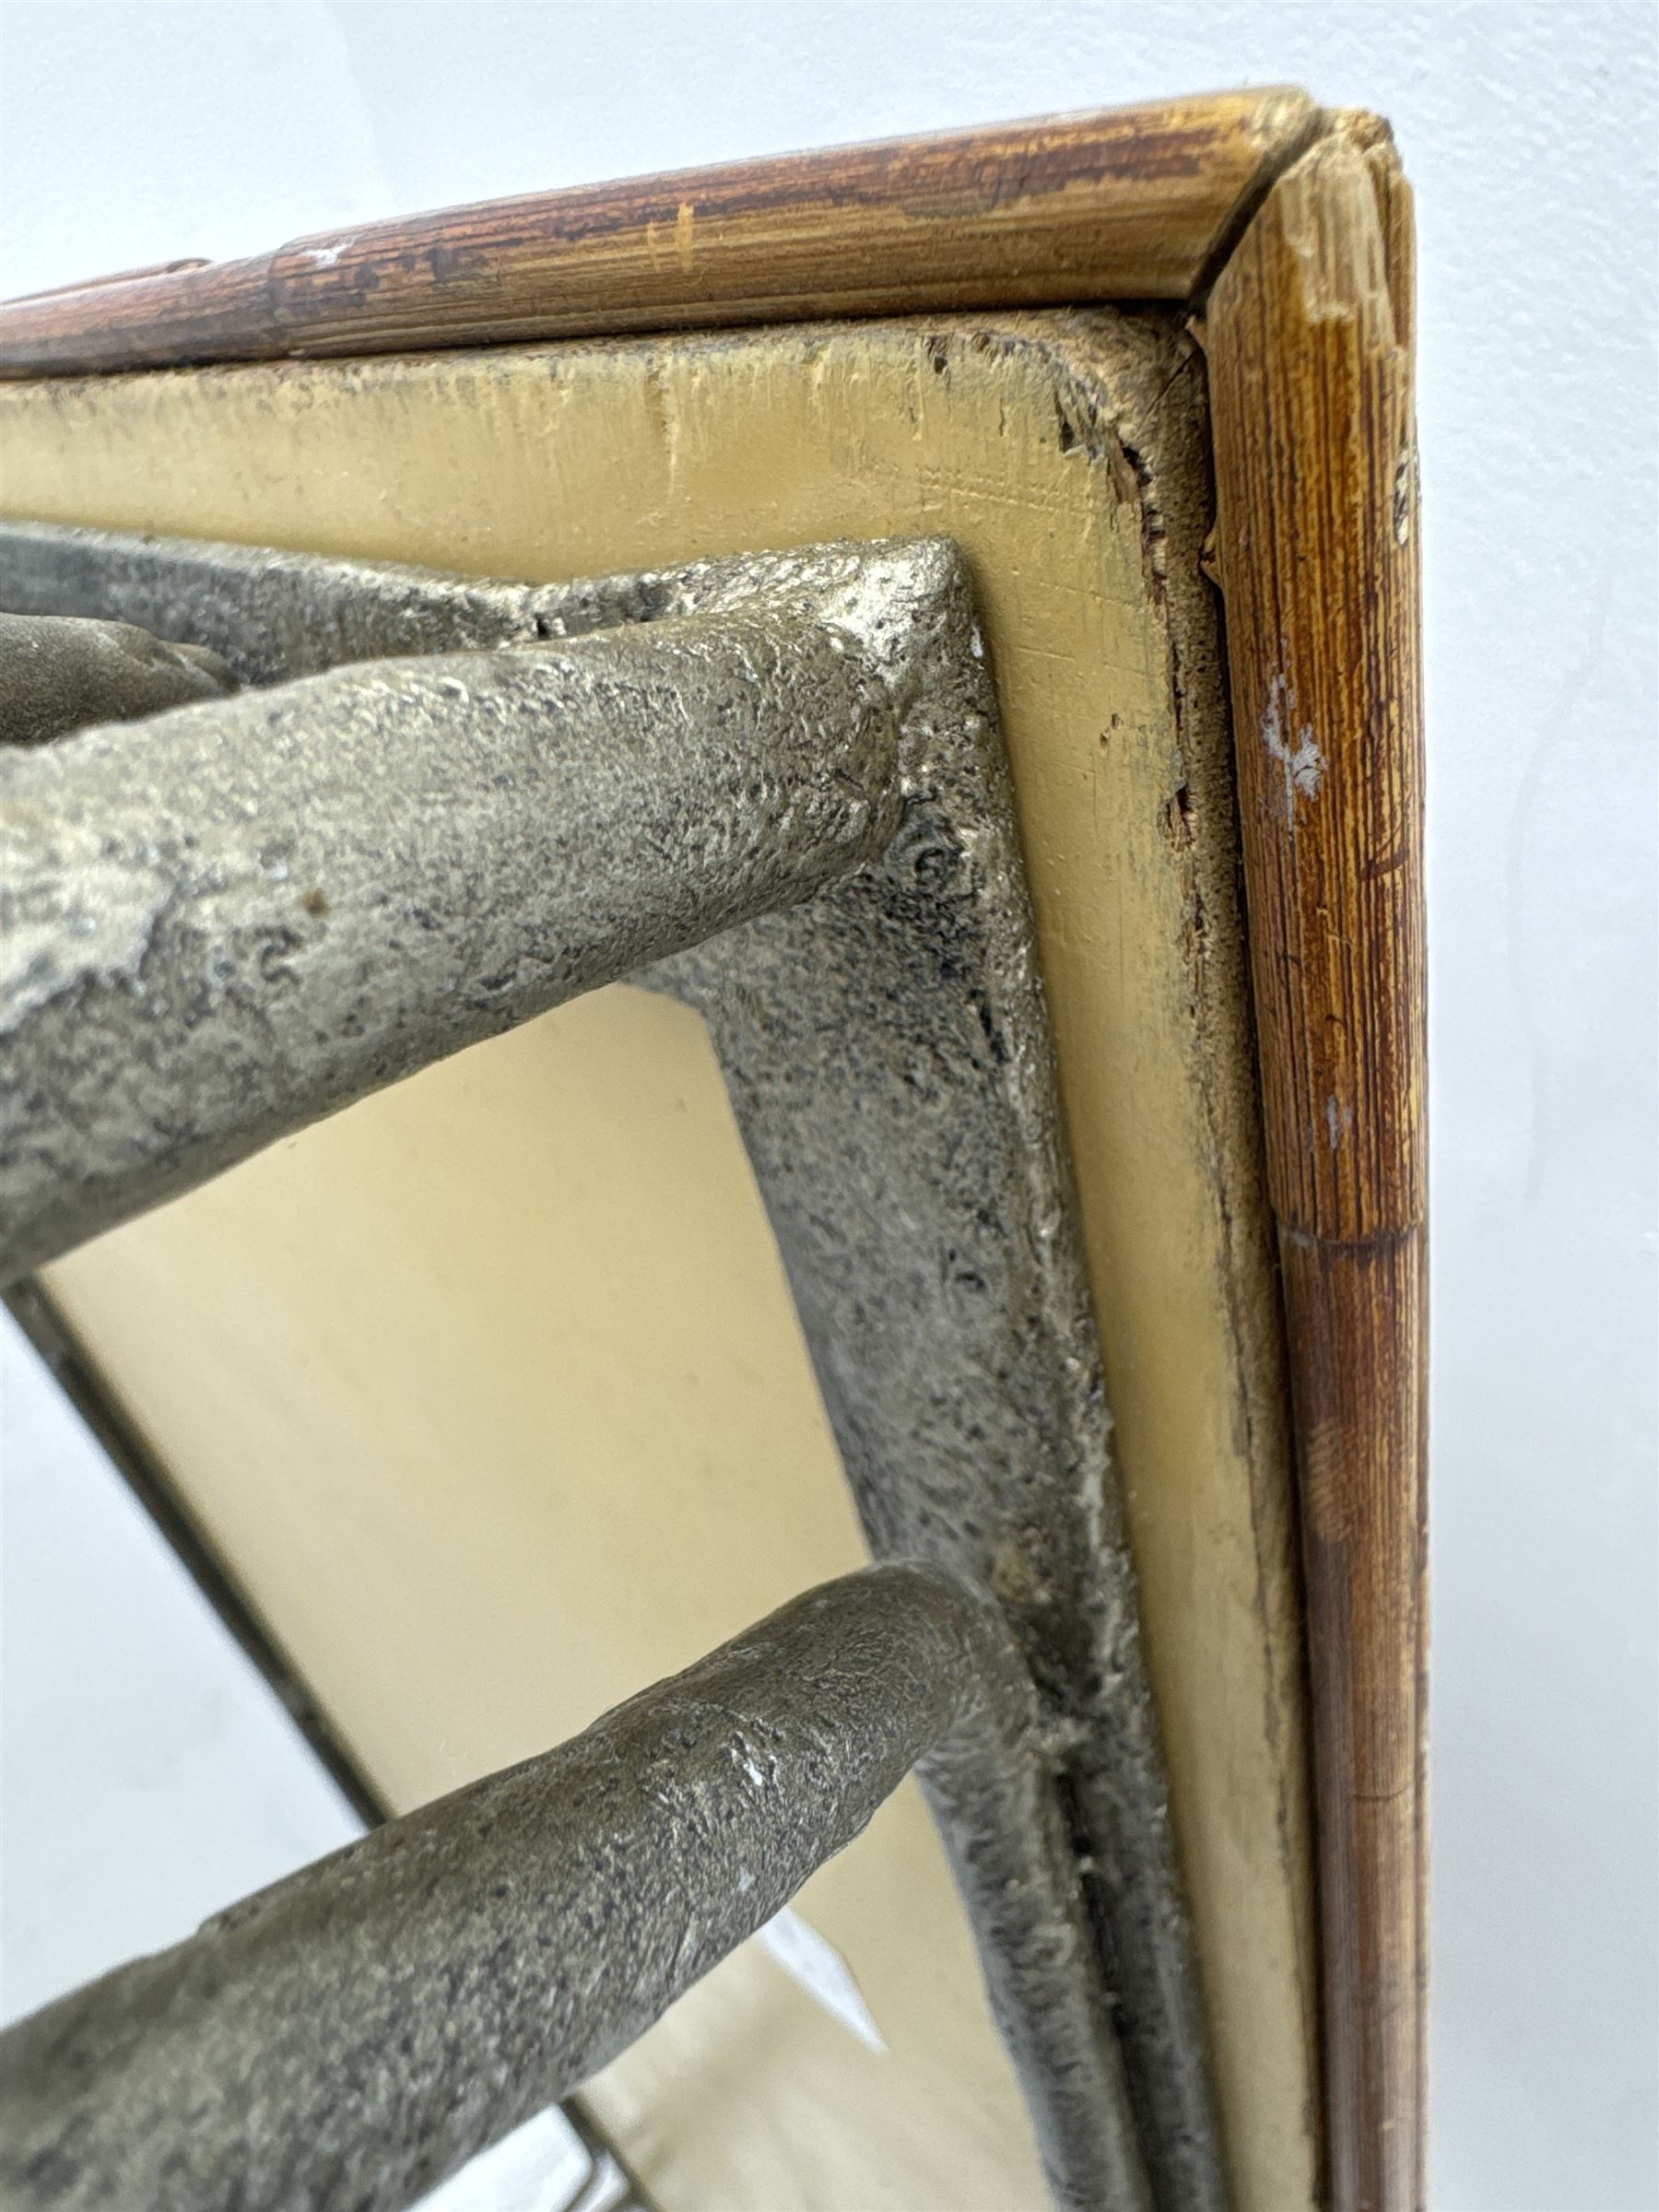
xmin=1206 ymin=117 xmax=1427 ymax=2212
xmin=0 ymin=88 xmax=1318 ymax=376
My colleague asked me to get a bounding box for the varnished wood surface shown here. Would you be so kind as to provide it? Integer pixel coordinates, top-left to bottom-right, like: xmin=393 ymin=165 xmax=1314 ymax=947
xmin=1206 ymin=117 xmax=1427 ymax=2212
xmin=0 ymin=88 xmax=1318 ymax=375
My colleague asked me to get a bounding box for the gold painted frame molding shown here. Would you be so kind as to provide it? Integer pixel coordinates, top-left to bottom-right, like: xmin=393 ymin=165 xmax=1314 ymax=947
xmin=0 ymin=90 xmax=1426 ymax=2212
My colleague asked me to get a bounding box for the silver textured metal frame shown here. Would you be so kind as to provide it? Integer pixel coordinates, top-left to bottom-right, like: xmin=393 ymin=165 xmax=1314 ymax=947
xmin=0 ymin=523 xmax=1221 ymax=2212
xmin=0 ymin=1565 xmax=1143 ymax=2212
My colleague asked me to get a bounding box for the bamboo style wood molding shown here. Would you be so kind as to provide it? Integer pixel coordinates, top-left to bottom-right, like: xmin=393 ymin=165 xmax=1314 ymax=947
xmin=1206 ymin=116 xmax=1427 ymax=2212
xmin=0 ymin=89 xmax=1319 ymax=374
xmin=0 ymin=84 xmax=1429 ymax=2212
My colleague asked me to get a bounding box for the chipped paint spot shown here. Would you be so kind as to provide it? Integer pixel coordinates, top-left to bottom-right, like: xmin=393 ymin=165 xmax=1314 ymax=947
xmin=300 ymin=240 xmax=353 ymax=270
xmin=1262 ymin=672 xmax=1324 ymax=812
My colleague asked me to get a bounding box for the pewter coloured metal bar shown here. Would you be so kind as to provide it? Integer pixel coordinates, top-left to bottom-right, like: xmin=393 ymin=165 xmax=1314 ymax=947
xmin=0 ymin=1565 xmax=1146 ymax=2212
xmin=0 ymin=521 xmax=1223 ymax=2212
xmin=0 ymin=541 xmax=905 ymax=1281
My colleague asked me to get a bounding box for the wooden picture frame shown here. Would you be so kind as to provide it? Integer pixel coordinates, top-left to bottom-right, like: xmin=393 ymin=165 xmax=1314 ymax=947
xmin=0 ymin=88 xmax=1425 ymax=2212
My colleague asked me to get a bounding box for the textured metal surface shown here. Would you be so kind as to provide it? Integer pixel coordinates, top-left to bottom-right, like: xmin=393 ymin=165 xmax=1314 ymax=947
xmin=647 ymin=551 xmax=1227 ymax=2212
xmin=0 ymin=1565 xmax=1146 ymax=2212
xmin=0 ymin=521 xmax=684 ymax=688
xmin=0 ymin=559 xmax=903 ymax=1282
xmin=0 ymin=610 xmax=232 ymax=747
xmin=0 ymin=521 xmax=1223 ymax=2210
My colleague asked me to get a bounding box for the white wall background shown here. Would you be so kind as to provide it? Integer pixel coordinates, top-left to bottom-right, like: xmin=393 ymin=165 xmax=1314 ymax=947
xmin=1 ymin=6 xmax=1654 ymax=2207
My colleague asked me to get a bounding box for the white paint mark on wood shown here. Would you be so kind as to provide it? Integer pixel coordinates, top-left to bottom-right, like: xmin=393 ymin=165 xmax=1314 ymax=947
xmin=1262 ymin=672 xmax=1324 ymax=810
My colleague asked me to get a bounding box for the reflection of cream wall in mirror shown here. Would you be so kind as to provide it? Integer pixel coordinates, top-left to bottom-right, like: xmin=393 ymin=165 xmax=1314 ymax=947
xmin=11 ymin=306 xmax=1315 ymax=2209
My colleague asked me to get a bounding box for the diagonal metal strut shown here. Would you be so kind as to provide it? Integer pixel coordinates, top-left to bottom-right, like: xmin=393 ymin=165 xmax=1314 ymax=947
xmin=0 ymin=1565 xmax=1146 ymax=2212
xmin=0 ymin=554 xmax=906 ymax=1282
